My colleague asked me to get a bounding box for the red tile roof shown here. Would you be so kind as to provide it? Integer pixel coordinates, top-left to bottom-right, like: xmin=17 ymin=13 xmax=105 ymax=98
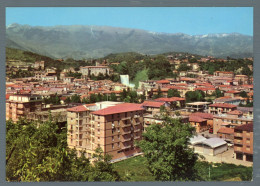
xmin=156 ymin=80 xmax=170 ymax=84
xmin=189 ymin=116 xmax=207 ymax=123
xmin=217 ymin=127 xmax=234 ymax=134
xmin=209 ymin=103 xmax=237 ymax=109
xmin=195 ymin=87 xmax=216 ymax=91
xmin=67 ymin=105 xmax=89 ymax=112
xmin=227 ymin=110 xmax=243 ymax=115
xmin=235 ymin=123 xmax=253 ymax=132
xmin=142 ymin=101 xmax=164 ymax=108
xmin=155 ymin=97 xmax=185 ymax=102
xmin=92 ymin=103 xmax=144 ymax=116
xmin=225 ymin=90 xmax=240 ymax=94
xmin=190 ymin=112 xmax=213 ymax=119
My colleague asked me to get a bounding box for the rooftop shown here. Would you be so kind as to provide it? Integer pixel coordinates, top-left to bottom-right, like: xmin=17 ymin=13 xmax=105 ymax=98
xmin=209 ymin=103 xmax=237 ymax=109
xmin=92 ymin=103 xmax=144 ymax=116
xmin=142 ymin=101 xmax=165 ymax=108
xmin=217 ymin=127 xmax=234 ymax=134
xmin=235 ymin=123 xmax=253 ymax=132
xmin=67 ymin=105 xmax=89 ymax=112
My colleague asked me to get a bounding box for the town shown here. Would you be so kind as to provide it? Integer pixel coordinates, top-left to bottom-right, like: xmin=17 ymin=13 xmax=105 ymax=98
xmin=6 ymin=51 xmax=253 ymax=173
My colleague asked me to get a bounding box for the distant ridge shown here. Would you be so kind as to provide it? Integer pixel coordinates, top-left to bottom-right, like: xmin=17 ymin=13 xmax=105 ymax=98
xmin=6 ymin=23 xmax=253 ymax=59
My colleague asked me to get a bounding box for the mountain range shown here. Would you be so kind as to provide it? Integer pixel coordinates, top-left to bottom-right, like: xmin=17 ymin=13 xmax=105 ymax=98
xmin=6 ymin=23 xmax=253 ymax=59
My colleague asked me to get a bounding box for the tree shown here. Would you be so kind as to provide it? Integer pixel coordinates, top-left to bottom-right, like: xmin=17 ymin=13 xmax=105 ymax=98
xmin=6 ymin=118 xmax=121 ymax=182
xmin=213 ymin=88 xmax=224 ymax=98
xmin=71 ymin=94 xmax=81 ymax=103
xmin=110 ymin=93 xmax=117 ymax=101
xmin=89 ymin=147 xmax=121 ymax=181
xmin=177 ymin=63 xmax=192 ymax=72
xmin=167 ymin=89 xmax=181 ymax=98
xmin=239 ymin=91 xmax=248 ymax=98
xmin=137 ymin=113 xmax=201 ymax=181
xmin=185 ymin=90 xmax=205 ymax=103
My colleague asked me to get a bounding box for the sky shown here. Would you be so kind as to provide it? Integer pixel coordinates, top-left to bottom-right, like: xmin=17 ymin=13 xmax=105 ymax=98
xmin=6 ymin=7 xmax=253 ymax=36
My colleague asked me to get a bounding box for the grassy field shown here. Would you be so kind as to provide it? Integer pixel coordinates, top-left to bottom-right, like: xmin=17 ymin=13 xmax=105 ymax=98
xmin=113 ymin=156 xmax=253 ymax=181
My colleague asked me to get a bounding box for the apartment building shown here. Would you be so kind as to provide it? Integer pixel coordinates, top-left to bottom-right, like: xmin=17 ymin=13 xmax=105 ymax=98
xmin=67 ymin=102 xmax=145 ymax=160
xmin=212 ymin=111 xmax=253 ymax=134
xmin=6 ymin=94 xmax=42 ymax=122
xmin=234 ymin=123 xmax=253 ymax=162
xmin=208 ymin=103 xmax=237 ymax=115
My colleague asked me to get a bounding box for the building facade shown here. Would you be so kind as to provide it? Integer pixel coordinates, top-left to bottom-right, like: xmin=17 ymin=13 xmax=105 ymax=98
xmin=6 ymin=94 xmax=42 ymax=122
xmin=234 ymin=123 xmax=253 ymax=162
xmin=67 ymin=102 xmax=145 ymax=160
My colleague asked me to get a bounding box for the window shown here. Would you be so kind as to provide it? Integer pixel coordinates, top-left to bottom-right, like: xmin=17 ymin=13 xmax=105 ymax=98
xmin=118 ymin=142 xmax=120 ymax=147
xmin=125 ymin=112 xmax=127 ymax=117
xmin=112 ymin=144 xmax=114 ymax=149
xmin=118 ymin=135 xmax=120 ymax=139
xmin=112 ymin=114 xmax=114 ymax=119
xmin=98 ymin=137 xmax=100 ymax=142
xmin=112 ymin=136 xmax=114 ymax=141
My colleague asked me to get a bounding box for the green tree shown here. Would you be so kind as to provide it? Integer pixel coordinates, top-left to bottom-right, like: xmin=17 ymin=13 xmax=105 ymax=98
xmin=89 ymin=147 xmax=121 ymax=181
xmin=71 ymin=94 xmax=81 ymax=103
xmin=137 ymin=113 xmax=200 ymax=181
xmin=185 ymin=90 xmax=205 ymax=103
xmin=167 ymin=89 xmax=181 ymax=98
xmin=110 ymin=93 xmax=117 ymax=101
xmin=239 ymin=91 xmax=248 ymax=98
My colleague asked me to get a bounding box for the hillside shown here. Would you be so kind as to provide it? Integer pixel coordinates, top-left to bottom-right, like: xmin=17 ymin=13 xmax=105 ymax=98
xmin=6 ymin=24 xmax=253 ymax=59
xmin=6 ymin=47 xmax=90 ymax=70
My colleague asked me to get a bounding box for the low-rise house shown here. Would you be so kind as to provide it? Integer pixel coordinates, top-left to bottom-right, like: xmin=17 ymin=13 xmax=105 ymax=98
xmin=190 ymin=135 xmax=228 ymax=156
xmin=217 ymin=127 xmax=234 ymax=143
xmin=189 ymin=115 xmax=208 ymax=133
xmin=142 ymin=100 xmax=166 ymax=114
xmin=186 ymin=102 xmax=211 ymax=113
xmin=155 ymin=97 xmax=186 ymax=110
xmin=214 ymin=97 xmax=242 ymax=106
xmin=214 ymin=71 xmax=234 ymax=78
xmin=208 ymin=103 xmax=237 ymax=115
xmin=224 ymin=90 xmax=241 ymax=98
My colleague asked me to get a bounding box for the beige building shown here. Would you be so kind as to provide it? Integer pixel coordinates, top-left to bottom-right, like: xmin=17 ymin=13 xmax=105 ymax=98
xmin=80 ymin=66 xmax=110 ymax=78
xmin=67 ymin=102 xmax=145 ymax=160
xmin=6 ymin=94 xmax=42 ymax=122
xmin=234 ymin=123 xmax=253 ymax=162
xmin=212 ymin=111 xmax=253 ymax=134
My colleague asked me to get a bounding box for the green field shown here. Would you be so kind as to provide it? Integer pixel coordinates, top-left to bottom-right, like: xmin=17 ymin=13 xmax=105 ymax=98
xmin=113 ymin=156 xmax=253 ymax=181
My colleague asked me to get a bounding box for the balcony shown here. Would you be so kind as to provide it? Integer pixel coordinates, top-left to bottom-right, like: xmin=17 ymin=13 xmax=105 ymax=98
xmin=234 ymin=132 xmax=243 ymax=137
xmin=121 ymin=137 xmax=132 ymax=142
xmin=134 ymin=128 xmax=141 ymax=132
xmin=122 ymin=117 xmax=131 ymax=120
xmin=134 ymin=136 xmax=141 ymax=140
xmin=122 ymin=123 xmax=132 ymax=127
xmin=134 ymin=115 xmax=140 ymax=118
xmin=17 ymin=110 xmax=24 ymax=115
xmin=234 ymin=146 xmax=242 ymax=152
xmin=122 ymin=130 xmax=132 ymax=134
xmin=121 ymin=145 xmax=131 ymax=150
xmin=234 ymin=139 xmax=243 ymax=145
